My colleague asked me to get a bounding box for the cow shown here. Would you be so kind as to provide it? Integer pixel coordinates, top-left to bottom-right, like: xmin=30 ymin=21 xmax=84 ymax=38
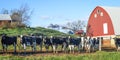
xmin=43 ymin=36 xmax=53 ymax=52
xmin=21 ymin=35 xmax=37 ymax=53
xmin=1 ymin=34 xmax=17 ymax=53
xmin=84 ymin=37 xmax=93 ymax=53
xmin=50 ymin=36 xmax=69 ymax=53
xmin=61 ymin=37 xmax=69 ymax=53
xmin=36 ymin=36 xmax=43 ymax=51
xmin=115 ymin=38 xmax=120 ymax=51
xmin=67 ymin=36 xmax=81 ymax=53
xmin=94 ymin=37 xmax=99 ymax=50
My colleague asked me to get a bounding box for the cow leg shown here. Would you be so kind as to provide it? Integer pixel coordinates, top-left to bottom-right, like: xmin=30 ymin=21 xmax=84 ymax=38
xmin=4 ymin=45 xmax=7 ymax=52
xmin=62 ymin=43 xmax=67 ymax=53
xmin=51 ymin=45 xmax=53 ymax=52
xmin=62 ymin=45 xmax=65 ymax=52
xmin=69 ymin=45 xmax=72 ymax=53
xmin=45 ymin=45 xmax=49 ymax=52
xmin=13 ymin=42 xmax=16 ymax=53
xmin=92 ymin=45 xmax=95 ymax=52
xmin=88 ymin=45 xmax=91 ymax=53
xmin=2 ymin=44 xmax=6 ymax=53
xmin=2 ymin=44 xmax=4 ymax=52
xmin=32 ymin=42 xmax=36 ymax=52
xmin=56 ymin=45 xmax=58 ymax=53
xmin=117 ymin=45 xmax=120 ymax=52
xmin=40 ymin=43 xmax=42 ymax=51
xmin=78 ymin=44 xmax=81 ymax=53
xmin=71 ymin=45 xmax=74 ymax=54
xmin=52 ymin=45 xmax=56 ymax=53
xmin=85 ymin=44 xmax=88 ymax=53
xmin=23 ymin=43 xmax=26 ymax=54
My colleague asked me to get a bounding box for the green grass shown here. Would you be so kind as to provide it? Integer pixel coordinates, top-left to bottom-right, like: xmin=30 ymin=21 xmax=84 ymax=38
xmin=0 ymin=27 xmax=70 ymax=37
xmin=0 ymin=51 xmax=120 ymax=60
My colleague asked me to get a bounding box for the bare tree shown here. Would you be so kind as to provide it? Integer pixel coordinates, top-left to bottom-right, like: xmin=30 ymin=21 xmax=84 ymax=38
xmin=0 ymin=8 xmax=9 ymax=14
xmin=48 ymin=24 xmax=60 ymax=30
xmin=86 ymin=24 xmax=94 ymax=37
xmin=10 ymin=4 xmax=33 ymax=27
xmin=63 ymin=20 xmax=86 ymax=33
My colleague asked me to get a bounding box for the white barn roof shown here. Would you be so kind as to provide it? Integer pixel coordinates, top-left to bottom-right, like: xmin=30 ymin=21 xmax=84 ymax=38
xmin=100 ymin=6 xmax=120 ymax=35
xmin=0 ymin=14 xmax=11 ymax=20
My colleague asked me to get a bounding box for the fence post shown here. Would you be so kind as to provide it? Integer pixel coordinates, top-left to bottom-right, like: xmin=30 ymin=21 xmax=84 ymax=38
xmin=99 ymin=37 xmax=102 ymax=51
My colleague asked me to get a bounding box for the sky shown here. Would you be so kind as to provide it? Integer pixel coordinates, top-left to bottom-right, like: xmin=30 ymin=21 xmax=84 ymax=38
xmin=0 ymin=0 xmax=120 ymax=28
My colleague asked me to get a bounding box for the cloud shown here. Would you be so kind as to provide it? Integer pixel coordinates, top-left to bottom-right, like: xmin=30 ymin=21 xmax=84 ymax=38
xmin=40 ymin=16 xmax=53 ymax=20
xmin=40 ymin=15 xmax=65 ymax=20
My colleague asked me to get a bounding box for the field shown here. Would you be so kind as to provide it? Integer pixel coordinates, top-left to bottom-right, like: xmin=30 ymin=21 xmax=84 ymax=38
xmin=0 ymin=27 xmax=120 ymax=60
xmin=0 ymin=51 xmax=120 ymax=60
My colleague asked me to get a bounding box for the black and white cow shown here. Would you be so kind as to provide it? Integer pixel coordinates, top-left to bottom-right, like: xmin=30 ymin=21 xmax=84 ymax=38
xmin=115 ymin=38 xmax=120 ymax=51
xmin=36 ymin=36 xmax=43 ymax=51
xmin=84 ymin=37 xmax=100 ymax=53
xmin=61 ymin=37 xmax=69 ymax=53
xmin=21 ymin=35 xmax=36 ymax=52
xmin=94 ymin=37 xmax=99 ymax=50
xmin=43 ymin=36 xmax=53 ymax=52
xmin=1 ymin=34 xmax=17 ymax=53
xmin=21 ymin=35 xmax=44 ymax=53
xmin=84 ymin=37 xmax=93 ymax=53
xmin=50 ymin=36 xmax=69 ymax=53
xmin=67 ymin=36 xmax=81 ymax=53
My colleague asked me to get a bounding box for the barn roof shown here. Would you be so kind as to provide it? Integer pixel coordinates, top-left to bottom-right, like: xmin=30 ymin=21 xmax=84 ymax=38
xmin=0 ymin=14 xmax=11 ymax=20
xmin=100 ymin=6 xmax=120 ymax=35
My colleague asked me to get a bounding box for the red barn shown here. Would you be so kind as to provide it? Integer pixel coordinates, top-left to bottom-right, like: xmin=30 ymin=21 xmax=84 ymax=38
xmin=0 ymin=14 xmax=11 ymax=27
xmin=87 ymin=6 xmax=120 ymax=48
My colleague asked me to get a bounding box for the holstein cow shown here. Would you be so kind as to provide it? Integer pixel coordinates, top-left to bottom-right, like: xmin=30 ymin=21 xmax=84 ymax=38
xmin=43 ymin=36 xmax=53 ymax=52
xmin=61 ymin=37 xmax=69 ymax=53
xmin=115 ymin=38 xmax=120 ymax=51
xmin=21 ymin=35 xmax=37 ymax=53
xmin=1 ymin=34 xmax=17 ymax=53
xmin=67 ymin=36 xmax=81 ymax=53
xmin=50 ymin=36 xmax=69 ymax=53
xmin=84 ymin=37 xmax=94 ymax=53
xmin=36 ymin=36 xmax=43 ymax=51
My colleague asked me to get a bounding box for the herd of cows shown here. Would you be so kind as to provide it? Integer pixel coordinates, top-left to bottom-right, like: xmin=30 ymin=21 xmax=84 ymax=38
xmin=1 ymin=34 xmax=120 ymax=54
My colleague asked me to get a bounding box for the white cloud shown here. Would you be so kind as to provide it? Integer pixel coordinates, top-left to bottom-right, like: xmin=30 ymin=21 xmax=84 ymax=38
xmin=40 ymin=15 xmax=65 ymax=20
xmin=40 ymin=16 xmax=53 ymax=20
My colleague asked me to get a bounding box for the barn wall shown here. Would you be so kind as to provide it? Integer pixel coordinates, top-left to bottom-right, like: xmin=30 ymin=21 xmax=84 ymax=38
xmin=87 ymin=6 xmax=117 ymax=48
xmin=87 ymin=6 xmax=115 ymax=37
xmin=0 ymin=20 xmax=11 ymax=27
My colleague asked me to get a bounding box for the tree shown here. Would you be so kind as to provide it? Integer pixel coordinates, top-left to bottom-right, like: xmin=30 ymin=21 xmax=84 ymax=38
xmin=10 ymin=4 xmax=33 ymax=27
xmin=0 ymin=8 xmax=9 ymax=14
xmin=63 ymin=20 xmax=86 ymax=33
xmin=48 ymin=24 xmax=60 ymax=30
xmin=86 ymin=24 xmax=94 ymax=37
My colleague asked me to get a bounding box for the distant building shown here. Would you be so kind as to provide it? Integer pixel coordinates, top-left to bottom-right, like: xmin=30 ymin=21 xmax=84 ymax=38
xmin=86 ymin=6 xmax=120 ymax=48
xmin=0 ymin=14 xmax=11 ymax=27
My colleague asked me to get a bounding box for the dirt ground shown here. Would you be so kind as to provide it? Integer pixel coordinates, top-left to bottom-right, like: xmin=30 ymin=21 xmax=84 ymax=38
xmin=0 ymin=50 xmax=95 ymax=57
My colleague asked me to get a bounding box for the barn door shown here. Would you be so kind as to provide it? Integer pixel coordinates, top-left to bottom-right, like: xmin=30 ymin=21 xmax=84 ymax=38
xmin=102 ymin=23 xmax=112 ymax=48
xmin=103 ymin=23 xmax=108 ymax=34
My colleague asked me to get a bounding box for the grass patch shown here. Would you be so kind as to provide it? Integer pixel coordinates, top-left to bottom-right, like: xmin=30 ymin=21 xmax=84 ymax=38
xmin=0 ymin=52 xmax=120 ymax=60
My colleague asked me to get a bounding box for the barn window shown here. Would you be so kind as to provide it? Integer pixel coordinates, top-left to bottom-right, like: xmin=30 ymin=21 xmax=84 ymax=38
xmin=100 ymin=12 xmax=103 ymax=16
xmin=103 ymin=23 xmax=108 ymax=34
xmin=97 ymin=10 xmax=101 ymax=14
xmin=94 ymin=14 xmax=97 ymax=18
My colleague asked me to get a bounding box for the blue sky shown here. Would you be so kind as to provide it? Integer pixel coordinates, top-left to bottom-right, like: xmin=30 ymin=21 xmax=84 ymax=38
xmin=0 ymin=0 xmax=120 ymax=27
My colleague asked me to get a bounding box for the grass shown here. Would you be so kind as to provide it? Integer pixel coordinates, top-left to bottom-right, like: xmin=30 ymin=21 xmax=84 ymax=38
xmin=0 ymin=27 xmax=73 ymax=37
xmin=0 ymin=51 xmax=120 ymax=60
